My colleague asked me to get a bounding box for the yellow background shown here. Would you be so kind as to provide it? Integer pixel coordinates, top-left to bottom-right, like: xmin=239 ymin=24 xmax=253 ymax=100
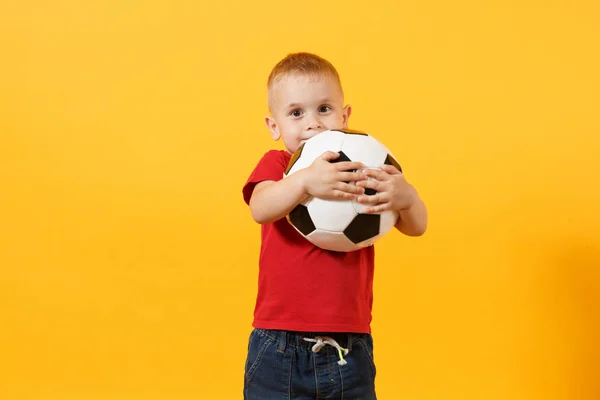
xmin=1 ymin=0 xmax=599 ymax=399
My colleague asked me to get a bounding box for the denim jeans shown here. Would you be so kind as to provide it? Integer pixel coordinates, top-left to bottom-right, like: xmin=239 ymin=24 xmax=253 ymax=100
xmin=243 ymin=328 xmax=377 ymax=400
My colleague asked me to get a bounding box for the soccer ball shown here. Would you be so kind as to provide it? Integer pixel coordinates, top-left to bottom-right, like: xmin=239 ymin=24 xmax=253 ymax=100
xmin=284 ymin=129 xmax=402 ymax=252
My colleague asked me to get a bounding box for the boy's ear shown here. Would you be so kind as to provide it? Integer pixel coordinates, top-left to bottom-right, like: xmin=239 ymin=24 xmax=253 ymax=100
xmin=342 ymin=104 xmax=352 ymax=128
xmin=265 ymin=116 xmax=280 ymax=141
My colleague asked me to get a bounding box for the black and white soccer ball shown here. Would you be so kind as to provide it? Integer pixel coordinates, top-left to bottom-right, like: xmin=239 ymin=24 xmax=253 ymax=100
xmin=284 ymin=129 xmax=402 ymax=252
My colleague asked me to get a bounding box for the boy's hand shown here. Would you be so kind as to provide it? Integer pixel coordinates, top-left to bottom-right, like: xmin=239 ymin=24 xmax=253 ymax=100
xmin=355 ymin=164 xmax=418 ymax=213
xmin=302 ymin=151 xmax=366 ymax=200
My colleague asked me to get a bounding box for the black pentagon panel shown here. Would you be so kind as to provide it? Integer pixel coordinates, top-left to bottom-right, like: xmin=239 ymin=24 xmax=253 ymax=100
xmin=285 ymin=142 xmax=306 ymax=175
xmin=384 ymin=154 xmax=402 ymax=173
xmin=364 ymin=188 xmax=377 ymax=196
xmin=344 ymin=214 xmax=381 ymax=244
xmin=338 ymin=128 xmax=368 ymax=136
xmin=288 ymin=204 xmax=316 ymax=236
xmin=329 ymin=150 xmax=351 ymax=164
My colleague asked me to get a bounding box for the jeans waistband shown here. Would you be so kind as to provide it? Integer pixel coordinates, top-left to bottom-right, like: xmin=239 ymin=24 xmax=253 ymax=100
xmin=254 ymin=328 xmax=366 ymax=353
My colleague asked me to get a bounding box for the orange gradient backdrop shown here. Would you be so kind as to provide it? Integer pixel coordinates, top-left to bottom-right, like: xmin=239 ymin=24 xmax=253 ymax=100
xmin=1 ymin=1 xmax=599 ymax=399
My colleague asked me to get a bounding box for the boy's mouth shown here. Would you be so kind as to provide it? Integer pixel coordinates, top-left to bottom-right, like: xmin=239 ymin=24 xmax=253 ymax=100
xmin=303 ymin=130 xmax=326 ymax=141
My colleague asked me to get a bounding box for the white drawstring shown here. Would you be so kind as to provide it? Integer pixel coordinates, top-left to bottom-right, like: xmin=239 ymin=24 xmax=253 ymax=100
xmin=303 ymin=336 xmax=350 ymax=365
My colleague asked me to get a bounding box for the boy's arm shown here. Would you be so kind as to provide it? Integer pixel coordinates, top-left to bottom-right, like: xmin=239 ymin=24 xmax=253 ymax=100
xmin=394 ymin=193 xmax=427 ymax=236
xmin=249 ymin=172 xmax=309 ymax=224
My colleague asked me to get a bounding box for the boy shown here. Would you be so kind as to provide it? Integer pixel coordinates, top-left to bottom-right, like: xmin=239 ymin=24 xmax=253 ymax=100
xmin=242 ymin=52 xmax=427 ymax=399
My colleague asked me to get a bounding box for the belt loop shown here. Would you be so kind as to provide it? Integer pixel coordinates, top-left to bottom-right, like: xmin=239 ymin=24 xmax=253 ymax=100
xmin=277 ymin=330 xmax=287 ymax=354
xmin=347 ymin=334 xmax=355 ymax=352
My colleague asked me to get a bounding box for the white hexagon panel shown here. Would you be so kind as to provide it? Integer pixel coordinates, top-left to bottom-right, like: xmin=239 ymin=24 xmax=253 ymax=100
xmin=308 ymin=198 xmax=357 ymax=232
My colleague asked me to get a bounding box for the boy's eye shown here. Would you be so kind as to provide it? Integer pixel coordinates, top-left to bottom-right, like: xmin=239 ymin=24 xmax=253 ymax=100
xmin=291 ymin=109 xmax=303 ymax=117
xmin=319 ymin=105 xmax=331 ymax=113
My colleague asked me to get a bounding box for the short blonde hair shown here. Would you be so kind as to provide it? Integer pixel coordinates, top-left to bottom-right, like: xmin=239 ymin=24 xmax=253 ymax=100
xmin=267 ymin=52 xmax=343 ymax=111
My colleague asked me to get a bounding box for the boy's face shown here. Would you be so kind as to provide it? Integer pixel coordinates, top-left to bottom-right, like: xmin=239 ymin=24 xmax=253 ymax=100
xmin=266 ymin=73 xmax=351 ymax=154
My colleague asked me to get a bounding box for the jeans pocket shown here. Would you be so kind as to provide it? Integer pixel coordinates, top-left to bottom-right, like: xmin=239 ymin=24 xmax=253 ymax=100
xmin=357 ymin=335 xmax=377 ymax=381
xmin=244 ymin=330 xmax=274 ymax=384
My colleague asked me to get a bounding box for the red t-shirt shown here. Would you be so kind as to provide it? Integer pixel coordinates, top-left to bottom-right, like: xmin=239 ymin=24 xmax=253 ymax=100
xmin=242 ymin=150 xmax=375 ymax=334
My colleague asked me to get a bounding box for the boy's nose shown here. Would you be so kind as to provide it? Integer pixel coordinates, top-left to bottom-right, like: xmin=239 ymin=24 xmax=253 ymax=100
xmin=307 ymin=118 xmax=323 ymax=131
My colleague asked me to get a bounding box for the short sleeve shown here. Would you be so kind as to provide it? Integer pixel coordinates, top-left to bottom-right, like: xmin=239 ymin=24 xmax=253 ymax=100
xmin=242 ymin=150 xmax=290 ymax=205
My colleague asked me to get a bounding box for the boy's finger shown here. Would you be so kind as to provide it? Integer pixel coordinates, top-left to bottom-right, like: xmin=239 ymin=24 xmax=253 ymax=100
xmin=336 ymin=182 xmax=364 ymax=194
xmin=359 ymin=190 xmax=379 ymax=203
xmin=320 ymin=151 xmax=340 ymax=161
xmin=356 ymin=194 xmax=379 ymax=205
xmin=380 ymin=164 xmax=402 ymax=175
xmin=334 ymin=161 xmax=365 ymax=171
xmin=364 ymin=203 xmax=390 ymax=214
xmin=362 ymin=168 xmax=388 ymax=181
xmin=356 ymin=179 xmax=381 ymax=191
xmin=339 ymin=171 xmax=367 ymax=182
xmin=334 ymin=190 xmax=359 ymax=200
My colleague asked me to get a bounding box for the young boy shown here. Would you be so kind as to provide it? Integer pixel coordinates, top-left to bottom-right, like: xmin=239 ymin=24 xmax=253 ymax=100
xmin=242 ymin=52 xmax=427 ymax=399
